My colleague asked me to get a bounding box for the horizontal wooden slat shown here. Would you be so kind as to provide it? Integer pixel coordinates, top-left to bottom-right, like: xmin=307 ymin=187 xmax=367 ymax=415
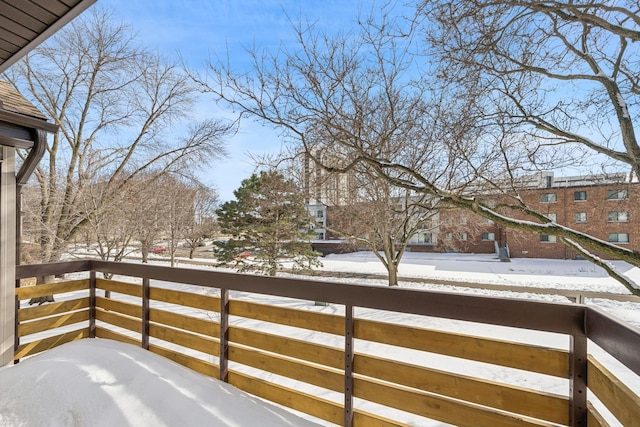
xmin=97 ymin=297 xmax=141 ymax=318
xmin=228 ymin=370 xmax=344 ymax=426
xmin=230 ymin=300 xmax=343 ymax=335
xmin=14 ymin=329 xmax=89 ymax=359
xmin=15 ymin=261 xmax=91 ymax=281
xmin=18 ymin=297 xmax=90 ymax=321
xmin=354 ymin=376 xmax=554 ymax=427
xmin=148 ymin=323 xmax=219 ymax=356
xmin=586 ymin=401 xmax=610 ymax=427
xmin=352 ymin=411 xmax=411 ymax=427
xmin=97 ymin=278 xmax=142 ymax=297
xmin=96 ymin=309 xmax=141 ymax=333
xmin=355 ymin=353 xmax=568 ymax=425
xmin=150 ymin=287 xmax=219 ymax=311
xmin=588 ymin=356 xmax=640 ymax=427
xmin=149 ymin=308 xmax=219 ymax=337
xmin=19 ymin=309 xmax=90 ymax=337
xmin=149 ymin=344 xmax=218 ymax=379
xmin=230 ymin=344 xmax=343 ymax=392
xmin=15 ymin=279 xmax=89 ymax=300
xmin=95 ymin=327 xmax=140 ymax=346
xmin=355 ymin=319 xmax=569 ymax=378
xmin=229 ymin=326 xmax=344 ymax=369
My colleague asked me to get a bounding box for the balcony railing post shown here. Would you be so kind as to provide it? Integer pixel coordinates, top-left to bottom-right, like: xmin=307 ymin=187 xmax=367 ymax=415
xmin=569 ymin=334 xmax=588 ymax=426
xmin=141 ymin=277 xmax=150 ymax=350
xmin=344 ymin=304 xmax=354 ymax=427
xmin=219 ymin=288 xmax=229 ymax=382
xmin=89 ymin=271 xmax=96 ymax=339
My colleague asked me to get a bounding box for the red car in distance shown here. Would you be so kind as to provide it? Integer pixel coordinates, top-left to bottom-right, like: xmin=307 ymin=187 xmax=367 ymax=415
xmin=149 ymin=245 xmax=167 ymax=254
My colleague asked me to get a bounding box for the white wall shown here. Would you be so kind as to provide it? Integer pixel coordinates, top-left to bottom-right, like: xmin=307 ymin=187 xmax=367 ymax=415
xmin=0 ymin=146 xmax=16 ymax=366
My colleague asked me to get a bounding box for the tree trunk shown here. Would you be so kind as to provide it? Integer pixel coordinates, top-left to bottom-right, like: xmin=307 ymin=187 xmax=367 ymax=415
xmin=28 ymin=275 xmax=55 ymax=305
xmin=387 ymin=262 xmax=399 ymax=287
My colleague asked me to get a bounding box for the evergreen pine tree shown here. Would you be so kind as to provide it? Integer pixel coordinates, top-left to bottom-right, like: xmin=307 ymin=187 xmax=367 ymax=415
xmin=215 ymin=171 xmax=321 ymax=275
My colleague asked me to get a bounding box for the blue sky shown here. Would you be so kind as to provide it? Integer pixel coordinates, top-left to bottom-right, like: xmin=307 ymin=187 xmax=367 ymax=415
xmin=103 ymin=0 xmax=370 ymax=201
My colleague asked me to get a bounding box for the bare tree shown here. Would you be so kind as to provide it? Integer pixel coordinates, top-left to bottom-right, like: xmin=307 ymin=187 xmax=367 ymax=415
xmin=137 ymin=175 xmax=220 ymax=266
xmin=324 ymin=166 xmax=438 ymax=286
xmin=84 ymin=180 xmax=138 ymax=266
xmin=160 ymin=176 xmax=198 ymax=267
xmin=7 ymin=9 xmax=232 ymax=265
xmin=197 ymin=5 xmax=488 ymax=285
xmin=197 ymin=3 xmax=640 ymax=295
xmin=182 ymin=184 xmax=220 ymax=259
xmin=128 ymin=178 xmax=167 ymax=264
xmin=416 ymin=0 xmax=640 ymax=287
xmin=8 ymin=9 xmax=232 ymax=303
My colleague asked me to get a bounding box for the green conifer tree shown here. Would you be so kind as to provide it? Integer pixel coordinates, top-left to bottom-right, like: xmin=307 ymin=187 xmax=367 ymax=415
xmin=215 ymin=171 xmax=321 ymax=276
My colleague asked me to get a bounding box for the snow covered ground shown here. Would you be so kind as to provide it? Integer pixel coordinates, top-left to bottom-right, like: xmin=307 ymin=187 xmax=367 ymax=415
xmin=3 ymin=251 xmax=640 ymax=426
xmin=310 ymin=251 xmax=640 ymax=328
xmin=317 ymin=251 xmax=638 ymax=293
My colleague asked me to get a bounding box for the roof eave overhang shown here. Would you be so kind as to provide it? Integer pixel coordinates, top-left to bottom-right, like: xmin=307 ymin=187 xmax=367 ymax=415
xmin=0 ymin=109 xmax=58 ymax=135
xmin=0 ymin=0 xmax=98 ymax=74
xmin=0 ymin=109 xmax=59 ymax=185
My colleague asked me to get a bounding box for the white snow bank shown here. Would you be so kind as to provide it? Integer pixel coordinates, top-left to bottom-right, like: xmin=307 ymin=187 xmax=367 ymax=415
xmin=0 ymin=339 xmax=321 ymax=427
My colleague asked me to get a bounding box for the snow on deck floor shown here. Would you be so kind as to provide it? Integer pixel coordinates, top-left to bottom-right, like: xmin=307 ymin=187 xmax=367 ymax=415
xmin=0 ymin=340 xmax=322 ymax=427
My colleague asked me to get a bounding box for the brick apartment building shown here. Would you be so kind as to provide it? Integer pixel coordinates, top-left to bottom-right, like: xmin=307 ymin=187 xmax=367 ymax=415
xmin=487 ymin=176 xmax=638 ymax=259
xmin=309 ymin=172 xmax=640 ymax=260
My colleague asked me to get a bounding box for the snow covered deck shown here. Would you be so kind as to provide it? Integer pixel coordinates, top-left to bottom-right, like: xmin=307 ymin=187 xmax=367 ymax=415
xmin=9 ymin=260 xmax=640 ymax=426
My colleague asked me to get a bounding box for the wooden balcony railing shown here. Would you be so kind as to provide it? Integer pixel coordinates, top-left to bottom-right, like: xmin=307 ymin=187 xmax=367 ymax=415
xmin=14 ymin=260 xmax=640 ymax=427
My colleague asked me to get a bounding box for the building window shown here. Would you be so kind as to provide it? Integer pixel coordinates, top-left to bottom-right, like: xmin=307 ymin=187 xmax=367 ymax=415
xmin=574 ymin=212 xmax=587 ymax=223
xmin=481 ymin=232 xmax=495 ymax=241
xmin=315 ymin=210 xmax=324 ymax=218
xmin=417 ymin=232 xmax=433 ymax=244
xmin=316 ymin=232 xmax=325 ymax=240
xmin=540 ymin=193 xmax=557 ymax=203
xmin=540 ymin=234 xmax=557 ymax=243
xmin=459 ymin=232 xmax=468 ymax=241
xmin=608 ymin=211 xmax=629 ymax=222
xmin=545 ymin=213 xmax=557 ymax=222
xmin=444 ymin=232 xmax=453 ymax=240
xmin=607 ymin=189 xmax=628 ymax=200
xmin=459 ymin=216 xmax=467 ymax=225
xmin=574 ymin=191 xmax=587 ymax=201
xmin=608 ymin=233 xmax=629 ymax=243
